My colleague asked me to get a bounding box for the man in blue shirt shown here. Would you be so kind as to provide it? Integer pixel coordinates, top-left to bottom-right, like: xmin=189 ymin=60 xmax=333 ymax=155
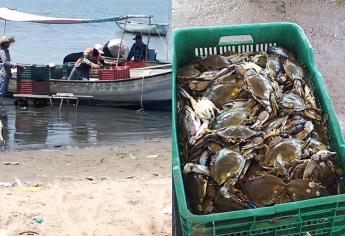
xmin=127 ymin=34 xmax=148 ymax=61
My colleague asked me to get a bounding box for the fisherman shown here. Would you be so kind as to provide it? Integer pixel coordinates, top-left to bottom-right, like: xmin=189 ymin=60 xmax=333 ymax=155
xmin=68 ymin=47 xmax=116 ymax=81
xmin=127 ymin=34 xmax=148 ymax=61
xmin=101 ymin=39 xmax=128 ymax=60
xmin=0 ymin=36 xmax=22 ymax=103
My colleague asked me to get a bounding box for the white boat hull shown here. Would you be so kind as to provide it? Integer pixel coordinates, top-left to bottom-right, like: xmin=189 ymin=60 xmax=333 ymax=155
xmin=116 ymin=22 xmax=168 ymax=36
xmin=9 ymin=68 xmax=172 ymax=107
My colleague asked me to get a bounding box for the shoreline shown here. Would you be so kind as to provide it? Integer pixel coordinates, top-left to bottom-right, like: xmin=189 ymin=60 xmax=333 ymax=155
xmin=0 ymin=138 xmax=172 ymax=235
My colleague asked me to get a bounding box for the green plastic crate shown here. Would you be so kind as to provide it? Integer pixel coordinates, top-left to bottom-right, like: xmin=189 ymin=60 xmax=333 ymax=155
xmin=49 ymin=65 xmax=64 ymax=80
xmin=172 ymin=22 xmax=345 ymax=236
xmin=63 ymin=63 xmax=75 ymax=78
xmin=18 ymin=65 xmax=49 ymax=81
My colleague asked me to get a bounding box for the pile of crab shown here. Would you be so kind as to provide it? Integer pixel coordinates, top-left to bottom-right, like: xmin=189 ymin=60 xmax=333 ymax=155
xmin=177 ymin=46 xmax=344 ymax=215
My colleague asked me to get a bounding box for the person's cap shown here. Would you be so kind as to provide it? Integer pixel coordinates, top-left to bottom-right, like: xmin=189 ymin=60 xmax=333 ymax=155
xmin=133 ymin=34 xmax=142 ymax=40
xmin=0 ymin=35 xmax=15 ymax=44
xmin=94 ymin=43 xmax=104 ymax=54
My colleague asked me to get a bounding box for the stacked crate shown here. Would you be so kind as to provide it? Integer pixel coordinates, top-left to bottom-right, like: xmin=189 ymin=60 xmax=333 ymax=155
xmin=99 ymin=66 xmax=130 ymax=80
xmin=124 ymin=60 xmax=146 ymax=68
xmin=62 ymin=63 xmax=75 ymax=78
xmin=49 ymin=65 xmax=64 ymax=80
xmin=17 ymin=65 xmax=50 ymax=95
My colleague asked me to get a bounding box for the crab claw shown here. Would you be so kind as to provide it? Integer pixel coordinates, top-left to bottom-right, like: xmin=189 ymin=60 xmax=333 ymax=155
xmin=251 ymin=110 xmax=270 ymax=129
xmin=293 ymin=78 xmax=304 ymax=97
xmin=183 ymin=163 xmax=210 ymax=176
xmin=311 ymin=150 xmax=337 ymax=161
xmin=303 ymin=108 xmax=322 ymax=121
xmin=296 ymin=121 xmax=314 ymax=140
xmin=194 ymin=120 xmax=210 ymax=142
xmin=241 ymin=135 xmax=264 ymax=150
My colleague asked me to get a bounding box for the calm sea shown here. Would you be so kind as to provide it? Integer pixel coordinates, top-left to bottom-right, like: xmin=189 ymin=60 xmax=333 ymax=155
xmin=0 ymin=0 xmax=172 ymax=150
xmin=0 ymin=0 xmax=171 ymax=64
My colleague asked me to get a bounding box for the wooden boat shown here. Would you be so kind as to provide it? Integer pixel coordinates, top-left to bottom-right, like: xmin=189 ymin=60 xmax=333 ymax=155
xmin=115 ymin=21 xmax=168 ymax=36
xmin=1 ymin=8 xmax=171 ymax=108
xmin=9 ymin=63 xmax=172 ymax=108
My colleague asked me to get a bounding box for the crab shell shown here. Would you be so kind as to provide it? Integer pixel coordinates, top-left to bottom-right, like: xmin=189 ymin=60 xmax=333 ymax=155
xmin=194 ymin=55 xmax=230 ymax=71
xmin=283 ymin=60 xmax=304 ymax=80
xmin=279 ymin=92 xmax=308 ymax=112
xmin=177 ymin=64 xmax=201 ymax=80
xmin=185 ymin=172 xmax=208 ymax=214
xmin=214 ymin=186 xmax=249 ymax=212
xmin=244 ymin=70 xmax=273 ymax=102
xmin=212 ymin=148 xmax=246 ymax=185
xmin=216 ymin=125 xmax=261 ymax=143
xmin=239 ymin=174 xmax=286 ymax=207
xmin=205 ymin=82 xmax=244 ymax=108
xmin=211 ymin=108 xmax=251 ymax=129
xmin=286 ymin=179 xmax=328 ymax=201
xmin=263 ymin=139 xmax=303 ymax=167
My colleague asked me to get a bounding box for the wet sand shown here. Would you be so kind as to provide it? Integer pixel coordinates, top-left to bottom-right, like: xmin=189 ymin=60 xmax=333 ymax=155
xmin=173 ymin=0 xmax=345 ymax=133
xmin=0 ymin=138 xmax=171 ymax=236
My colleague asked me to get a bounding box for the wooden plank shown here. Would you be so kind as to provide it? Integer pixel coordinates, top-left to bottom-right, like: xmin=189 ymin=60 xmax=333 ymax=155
xmin=13 ymin=94 xmax=51 ymax=99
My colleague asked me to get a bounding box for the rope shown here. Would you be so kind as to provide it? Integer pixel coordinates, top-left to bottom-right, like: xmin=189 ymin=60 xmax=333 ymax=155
xmin=155 ymin=26 xmax=169 ymax=61
xmin=137 ymin=73 xmax=145 ymax=112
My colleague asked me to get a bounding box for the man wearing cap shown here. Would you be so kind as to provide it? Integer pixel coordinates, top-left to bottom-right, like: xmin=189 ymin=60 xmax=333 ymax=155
xmin=127 ymin=34 xmax=148 ymax=62
xmin=68 ymin=47 xmax=115 ymax=81
xmin=0 ymin=36 xmax=22 ymax=100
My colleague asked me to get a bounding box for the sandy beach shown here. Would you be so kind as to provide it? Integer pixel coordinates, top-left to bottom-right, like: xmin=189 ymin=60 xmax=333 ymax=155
xmin=0 ymin=138 xmax=171 ymax=236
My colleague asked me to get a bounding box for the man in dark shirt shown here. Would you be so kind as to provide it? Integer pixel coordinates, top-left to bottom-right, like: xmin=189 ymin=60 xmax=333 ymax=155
xmin=127 ymin=34 xmax=148 ymax=61
xmin=68 ymin=48 xmax=115 ymax=80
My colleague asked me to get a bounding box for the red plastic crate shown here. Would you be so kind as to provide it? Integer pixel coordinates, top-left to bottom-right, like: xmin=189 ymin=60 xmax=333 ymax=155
xmin=124 ymin=60 xmax=146 ymax=68
xmin=17 ymin=80 xmax=50 ymax=95
xmin=99 ymin=66 xmax=130 ymax=80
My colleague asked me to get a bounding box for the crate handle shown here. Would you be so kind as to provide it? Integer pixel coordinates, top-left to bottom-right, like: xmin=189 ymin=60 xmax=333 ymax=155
xmin=219 ymin=35 xmax=253 ymax=46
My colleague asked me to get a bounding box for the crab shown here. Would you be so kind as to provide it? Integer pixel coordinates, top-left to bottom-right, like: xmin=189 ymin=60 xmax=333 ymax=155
xmin=205 ymin=81 xmax=244 ymax=108
xmin=177 ymin=64 xmax=201 ymax=81
xmin=211 ymin=102 xmax=260 ymax=129
xmin=185 ymin=172 xmax=208 ymax=214
xmin=242 ymin=69 xmax=280 ymax=128
xmin=214 ymin=185 xmax=251 ymax=212
xmin=265 ymin=57 xmax=282 ymax=77
xmin=207 ymin=125 xmax=264 ymax=146
xmin=303 ymin=137 xmax=329 ymax=156
xmin=283 ymin=60 xmax=305 ymax=96
xmin=188 ymin=80 xmax=210 ymax=92
xmin=251 ymin=52 xmax=268 ymax=68
xmin=286 ymin=179 xmax=328 ymax=201
xmin=261 ymin=138 xmax=303 ymax=168
xmin=263 ymin=116 xmax=289 ymax=138
xmin=283 ymin=115 xmax=314 ymax=140
xmin=211 ymin=148 xmax=246 ymax=185
xmin=187 ymin=136 xmax=225 ymax=163
xmin=303 ymin=150 xmax=343 ymax=187
xmin=194 ymin=55 xmax=230 ymax=71
xmin=179 ymin=105 xmax=201 ymax=145
xmin=239 ymin=174 xmax=286 ymax=207
xmin=279 ymin=92 xmax=307 ymax=113
xmin=268 ymin=46 xmax=289 ymax=58
xmin=179 ymin=87 xmax=220 ymax=121
xmin=183 ymin=163 xmax=210 ymax=176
